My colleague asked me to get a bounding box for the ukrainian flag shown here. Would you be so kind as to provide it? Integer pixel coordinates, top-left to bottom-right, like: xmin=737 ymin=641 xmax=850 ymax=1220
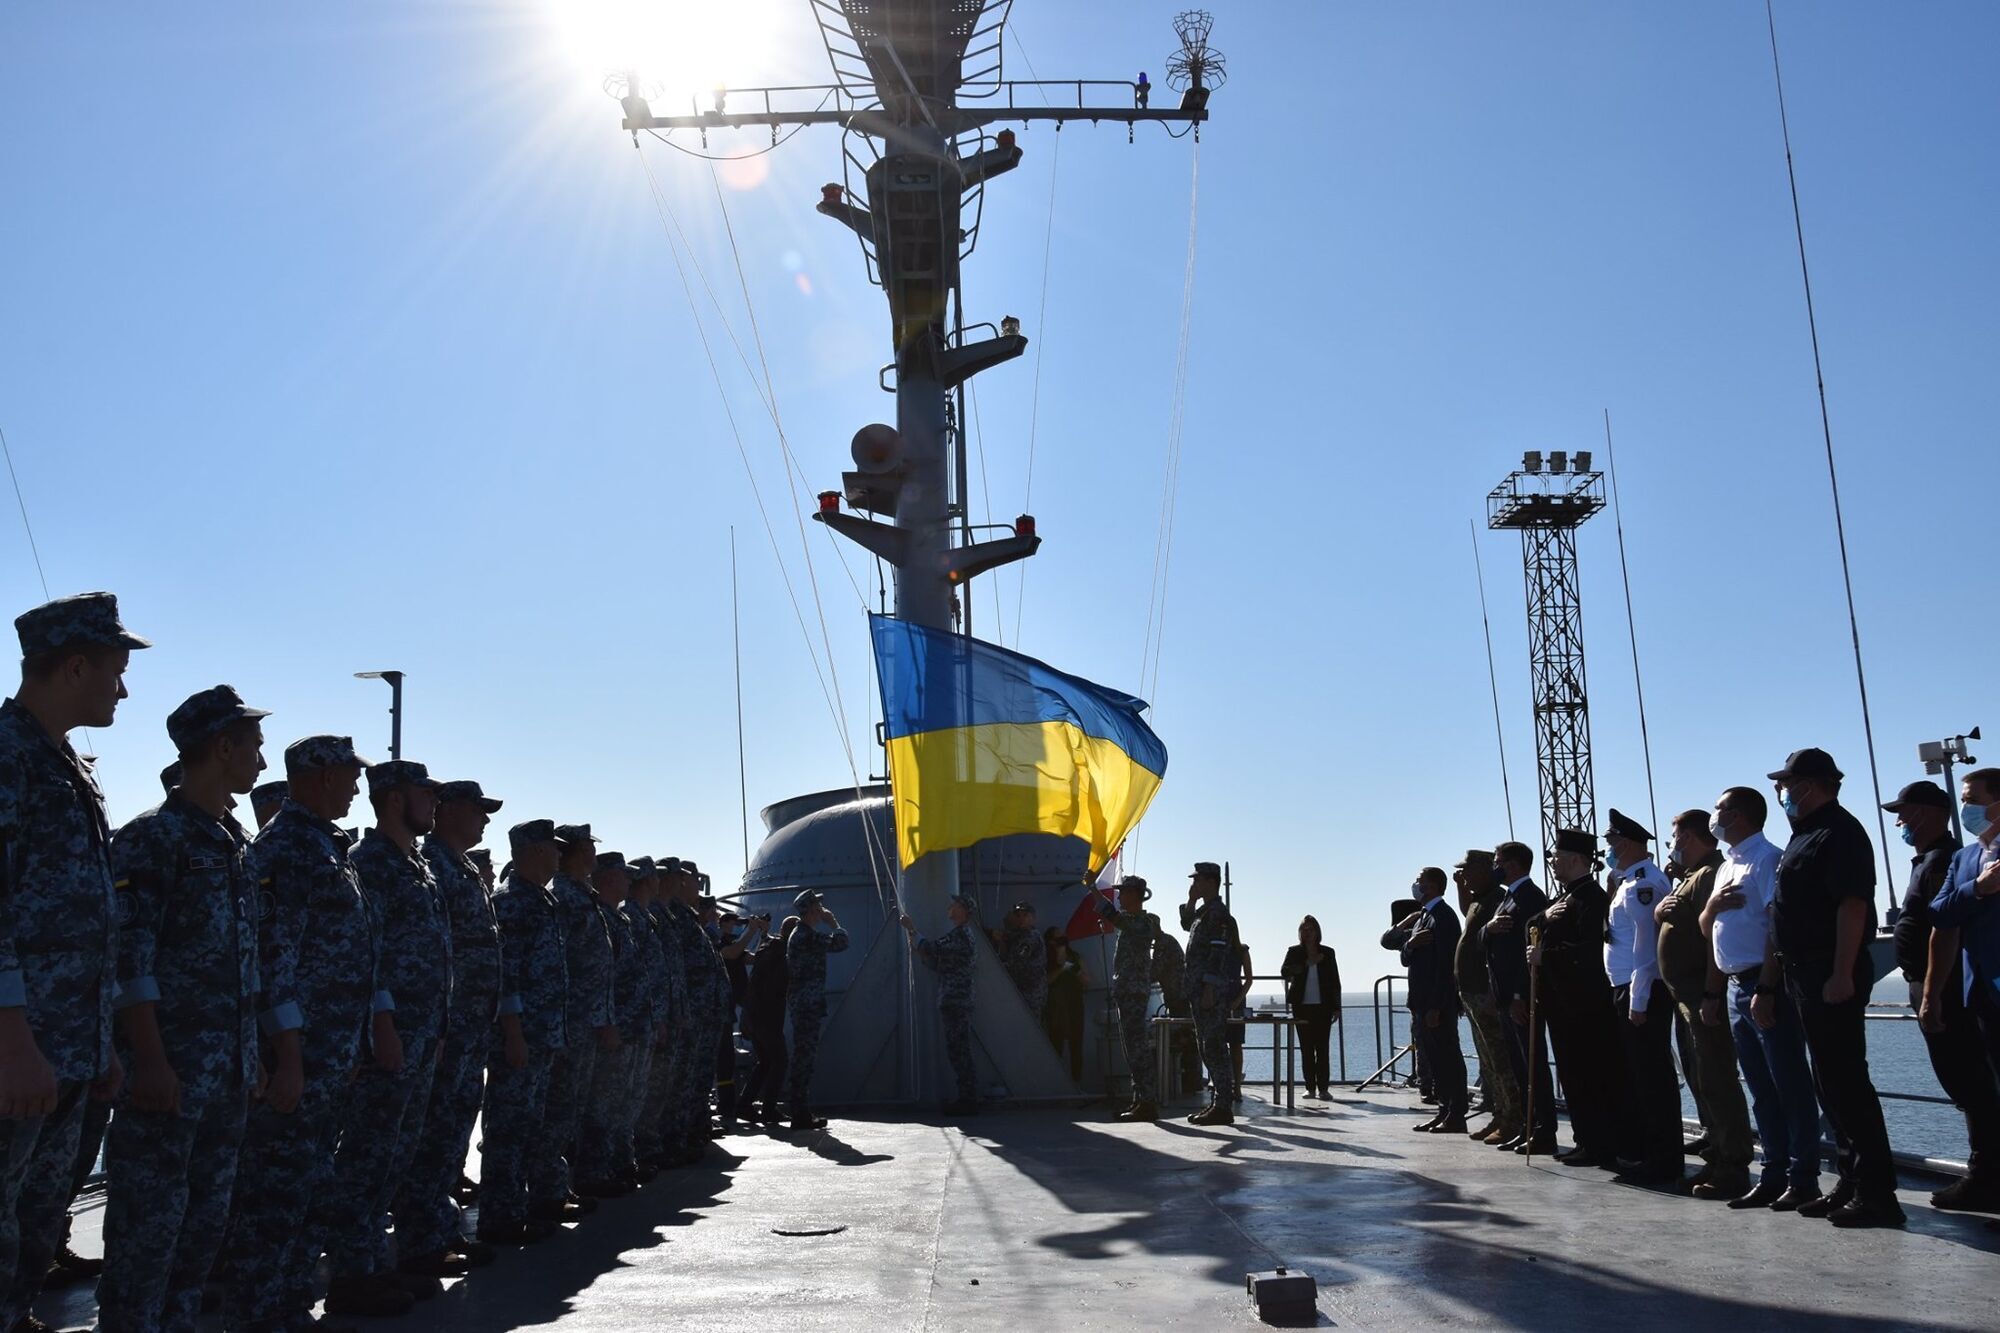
xmin=871 ymin=614 xmax=1168 ymax=872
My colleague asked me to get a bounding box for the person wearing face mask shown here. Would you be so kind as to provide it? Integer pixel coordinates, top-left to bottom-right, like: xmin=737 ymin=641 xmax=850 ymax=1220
xmin=1382 ymin=868 xmax=1466 ymax=1132
xmin=1930 ymin=767 xmax=2000 ymax=1225
xmin=1882 ymin=779 xmax=1999 ymax=1213
xmin=1765 ymin=748 xmax=1901 ymax=1228
xmin=1653 ymin=808 xmax=1753 ymax=1199
xmin=1602 ymin=809 xmax=1682 ymax=1186
xmin=1481 ymin=841 xmax=1555 ymax=1153
xmin=1531 ymin=828 xmax=1625 ymax=1167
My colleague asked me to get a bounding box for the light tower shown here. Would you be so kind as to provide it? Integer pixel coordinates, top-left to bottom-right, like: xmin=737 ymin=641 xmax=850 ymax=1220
xmin=1487 ymin=452 xmax=1606 ymax=861
xmin=616 ymin=5 xmax=1217 ymax=1105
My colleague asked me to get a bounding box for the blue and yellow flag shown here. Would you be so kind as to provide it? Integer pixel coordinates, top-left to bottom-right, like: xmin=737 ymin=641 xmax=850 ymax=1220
xmin=871 ymin=614 xmax=1168 ymax=873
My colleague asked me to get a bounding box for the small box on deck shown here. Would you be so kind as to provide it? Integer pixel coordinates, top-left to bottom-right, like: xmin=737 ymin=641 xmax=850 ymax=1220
xmin=1246 ymin=1267 xmax=1317 ymax=1325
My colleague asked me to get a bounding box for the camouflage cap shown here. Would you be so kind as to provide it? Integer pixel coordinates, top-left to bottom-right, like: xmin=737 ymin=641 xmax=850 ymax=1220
xmin=679 ymin=859 xmax=701 ymax=877
xmin=1190 ymin=861 xmax=1222 ymax=880
xmin=159 ymin=760 xmax=182 ymax=795
xmin=594 ymin=851 xmax=629 ymax=874
xmin=1116 ymin=875 xmax=1151 ymax=899
xmin=508 ymin=818 xmax=558 ymax=850
xmin=627 ymin=855 xmax=657 ymax=879
xmin=435 ymin=779 xmax=503 ymax=812
xmin=792 ymin=889 xmax=823 ymax=912
xmin=366 ymin=760 xmax=438 ymax=796
xmin=950 ymin=892 xmax=979 ymax=916
xmin=165 ymin=685 xmax=271 ymax=754
xmin=284 ymin=734 xmax=371 ymax=771
xmin=553 ymin=823 xmax=599 ymax=848
xmin=466 ymin=848 xmax=494 ymax=870
xmin=250 ymin=779 xmax=288 ymax=810
xmin=15 ymin=591 xmax=151 ymax=657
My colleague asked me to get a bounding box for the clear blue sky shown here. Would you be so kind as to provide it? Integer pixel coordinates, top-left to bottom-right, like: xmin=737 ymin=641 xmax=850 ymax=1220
xmin=3 ymin=2 xmax=1995 ymax=985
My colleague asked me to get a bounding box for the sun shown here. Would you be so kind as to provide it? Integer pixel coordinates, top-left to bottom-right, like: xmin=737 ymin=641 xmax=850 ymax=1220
xmin=544 ymin=0 xmax=785 ymax=108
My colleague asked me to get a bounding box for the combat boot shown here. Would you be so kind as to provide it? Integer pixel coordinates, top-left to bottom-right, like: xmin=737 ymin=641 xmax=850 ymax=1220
xmin=397 ymin=1248 xmax=473 ymax=1278
xmin=1117 ymin=1101 xmax=1159 ymax=1122
xmin=321 ymin=1274 xmax=416 ymax=1318
xmin=1190 ymin=1102 xmax=1235 ymax=1126
xmin=383 ymin=1271 xmax=443 ymax=1301
xmin=1185 ymin=1099 xmax=1215 ymax=1124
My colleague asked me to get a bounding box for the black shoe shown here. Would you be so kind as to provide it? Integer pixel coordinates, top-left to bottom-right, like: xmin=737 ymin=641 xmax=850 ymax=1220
xmin=575 ymin=1178 xmax=632 ymax=1199
xmin=398 ymin=1249 xmax=472 ymax=1278
xmin=1780 ymin=1185 xmax=1835 ymax=1215
xmin=475 ymin=1222 xmax=540 ymax=1246
xmin=1411 ymin=1114 xmax=1444 ymax=1133
xmin=386 ymin=1272 xmax=443 ymax=1301
xmin=1794 ymin=1184 xmax=1850 ymax=1217
xmin=566 ymin=1191 xmax=600 ymax=1214
xmin=44 ymin=1242 xmax=104 ymax=1286
xmin=1930 ymin=1175 xmax=2000 ymax=1213
xmin=322 ymin=1276 xmax=416 ymax=1318
xmin=1693 ymin=1173 xmax=1753 ymax=1201
xmin=1190 ymin=1103 xmax=1235 ymax=1126
xmin=1186 ymin=1100 xmax=1216 ymax=1124
xmin=1430 ymin=1118 xmax=1468 ymax=1135
xmin=1729 ymin=1182 xmax=1786 ymax=1209
xmin=1683 ymin=1134 xmax=1712 ymax=1157
xmin=1828 ymin=1197 xmax=1907 ymax=1229
xmin=455 ymin=1237 xmax=497 ymax=1266
xmin=1515 ymin=1137 xmax=1557 ymax=1156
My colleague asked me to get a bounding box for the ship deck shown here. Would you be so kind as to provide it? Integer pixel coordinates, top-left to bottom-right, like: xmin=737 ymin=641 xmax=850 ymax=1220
xmin=51 ymin=1087 xmax=1998 ymax=1331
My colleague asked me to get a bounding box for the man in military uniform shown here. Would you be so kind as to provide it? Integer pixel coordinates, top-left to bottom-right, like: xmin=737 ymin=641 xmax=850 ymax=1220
xmin=785 ymin=890 xmax=850 ymax=1129
xmin=532 ymin=824 xmax=612 ymax=1222
xmin=0 ymin=593 xmax=142 ymax=1330
xmin=393 ymin=779 xmax=503 ymax=1277
xmin=315 ymin=760 xmax=453 ymax=1309
xmin=901 ymin=893 xmax=977 ymax=1114
xmin=1656 ymin=808 xmax=1754 ymax=1199
xmin=577 ymin=852 xmax=643 ymax=1197
xmin=248 ymin=779 xmax=287 ymax=832
xmin=1150 ymin=931 xmax=1200 ymax=1095
xmin=739 ymin=914 xmax=794 ymax=1127
xmin=99 ymin=685 xmax=262 ymax=1332
xmin=1453 ymin=850 xmax=1519 ymax=1144
xmin=1097 ymin=876 xmax=1160 ymax=1121
xmin=1179 ymin=861 xmax=1238 ymax=1126
xmin=467 ymin=848 xmax=495 ymax=891
xmin=617 ymin=859 xmax=668 ymax=1177
xmin=664 ymin=861 xmax=725 ymax=1155
xmin=1530 ymin=829 xmax=1624 ymax=1166
xmin=223 ymin=734 xmax=402 ymax=1327
xmin=634 ymin=860 xmax=685 ymax=1169
xmin=1600 ymin=809 xmax=1680 ymax=1185
xmin=998 ymin=902 xmax=1048 ymax=1023
xmin=1482 ymin=840 xmax=1554 ymax=1153
xmin=478 ymin=820 xmax=568 ymax=1246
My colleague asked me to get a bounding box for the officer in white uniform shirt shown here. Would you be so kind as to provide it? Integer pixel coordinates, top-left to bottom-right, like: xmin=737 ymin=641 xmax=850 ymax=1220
xmin=1699 ymin=785 xmax=1825 ymax=1210
xmin=1603 ymin=808 xmax=1683 ymax=1185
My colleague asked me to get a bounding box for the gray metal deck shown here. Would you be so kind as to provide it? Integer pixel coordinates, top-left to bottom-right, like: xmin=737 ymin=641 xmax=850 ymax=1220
xmin=47 ymin=1089 xmax=1999 ymax=1330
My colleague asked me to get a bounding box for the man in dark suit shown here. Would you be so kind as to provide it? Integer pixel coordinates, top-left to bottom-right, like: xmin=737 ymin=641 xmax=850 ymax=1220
xmin=1383 ymin=867 xmax=1467 ymax=1131
xmin=1483 ymin=841 xmax=1555 ymax=1152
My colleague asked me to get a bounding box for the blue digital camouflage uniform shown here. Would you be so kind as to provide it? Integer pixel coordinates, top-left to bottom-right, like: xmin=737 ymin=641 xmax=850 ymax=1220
xmin=912 ymin=923 xmax=977 ymax=1103
xmin=578 ymin=896 xmax=646 ymax=1184
xmin=222 ymin=797 xmax=382 ymax=1329
xmin=1097 ymin=900 xmax=1161 ymax=1104
xmin=637 ymin=899 xmax=685 ymax=1161
xmin=395 ymin=833 xmax=502 ymax=1260
xmin=317 ymin=826 xmax=451 ymax=1281
xmin=481 ymin=871 xmax=568 ymax=1230
xmin=618 ymin=899 xmax=665 ymax=1158
xmin=535 ymin=872 xmax=613 ymax=1205
xmin=665 ymin=900 xmax=726 ymax=1147
xmin=1180 ymin=897 xmax=1238 ymax=1104
xmin=999 ymin=923 xmax=1048 ymax=1021
xmin=99 ymin=792 xmax=259 ymax=1333
xmin=784 ymin=917 xmax=851 ymax=1112
xmin=0 ymin=697 xmax=121 ymax=1329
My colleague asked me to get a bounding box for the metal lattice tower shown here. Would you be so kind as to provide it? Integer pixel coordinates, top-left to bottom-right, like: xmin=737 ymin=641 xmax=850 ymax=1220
xmin=1487 ymin=452 xmax=1606 ymax=862
xmin=616 ymin=4 xmax=1215 ymax=1107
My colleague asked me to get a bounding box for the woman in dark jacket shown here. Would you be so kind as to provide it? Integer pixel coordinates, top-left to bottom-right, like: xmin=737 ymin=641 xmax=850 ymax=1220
xmin=1281 ymin=916 xmax=1340 ymax=1098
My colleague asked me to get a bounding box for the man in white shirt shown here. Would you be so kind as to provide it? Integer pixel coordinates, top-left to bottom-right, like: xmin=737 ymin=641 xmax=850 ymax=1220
xmin=1700 ymin=786 xmax=1824 ymax=1210
xmin=1604 ymin=809 xmax=1681 ymax=1186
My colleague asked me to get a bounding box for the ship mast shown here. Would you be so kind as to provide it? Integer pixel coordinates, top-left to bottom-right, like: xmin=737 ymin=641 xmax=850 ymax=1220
xmin=616 ymin=3 xmax=1217 ymax=1105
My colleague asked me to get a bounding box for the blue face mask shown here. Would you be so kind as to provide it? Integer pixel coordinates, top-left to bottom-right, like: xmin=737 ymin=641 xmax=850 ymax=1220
xmin=1900 ymin=826 xmax=1917 ymax=847
xmin=1780 ymin=793 xmax=1801 ymax=820
xmin=1964 ymin=802 xmax=1992 ymax=838
xmin=1604 ymin=849 xmax=1623 ymax=873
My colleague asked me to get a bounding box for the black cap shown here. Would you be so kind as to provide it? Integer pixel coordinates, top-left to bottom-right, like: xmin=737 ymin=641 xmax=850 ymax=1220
xmin=594 ymin=851 xmax=629 ymax=874
xmin=1554 ymin=828 xmax=1597 ymax=856
xmin=679 ymin=859 xmax=701 ymax=877
xmin=435 ymin=779 xmax=503 ymax=812
xmin=1882 ymin=780 xmax=1952 ymax=814
xmin=553 ymin=823 xmax=599 ymax=848
xmin=1768 ymin=748 xmax=1844 ymax=784
xmin=1190 ymin=861 xmax=1221 ymax=880
xmin=1603 ymin=808 xmax=1652 ymax=844
xmin=508 ymin=818 xmax=558 ymax=850
xmin=1011 ymin=900 xmax=1036 ymax=916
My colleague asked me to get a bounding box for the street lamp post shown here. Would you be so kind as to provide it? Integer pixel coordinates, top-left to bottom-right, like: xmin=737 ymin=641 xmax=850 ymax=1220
xmin=354 ymin=670 xmax=404 ymax=761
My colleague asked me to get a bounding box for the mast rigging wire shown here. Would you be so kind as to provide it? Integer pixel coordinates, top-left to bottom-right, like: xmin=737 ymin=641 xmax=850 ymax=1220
xmin=0 ymin=425 xmax=52 ymax=600
xmin=1603 ymin=411 xmax=1658 ymax=841
xmin=1010 ymin=124 xmax=1061 ymax=647
xmin=1470 ymin=519 xmax=1516 ymax=841
xmin=731 ymin=526 xmax=750 ymax=877
xmin=1137 ymin=142 xmax=1201 ymax=703
xmin=1764 ymin=0 xmax=1897 ymax=904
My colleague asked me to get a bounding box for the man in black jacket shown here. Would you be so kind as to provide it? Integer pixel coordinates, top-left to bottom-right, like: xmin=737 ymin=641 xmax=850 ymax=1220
xmin=1383 ymin=868 xmax=1466 ymax=1131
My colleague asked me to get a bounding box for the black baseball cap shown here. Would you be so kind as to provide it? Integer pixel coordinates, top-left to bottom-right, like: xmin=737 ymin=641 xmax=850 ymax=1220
xmin=1882 ymin=780 xmax=1952 ymax=814
xmin=1769 ymin=748 xmax=1843 ymax=784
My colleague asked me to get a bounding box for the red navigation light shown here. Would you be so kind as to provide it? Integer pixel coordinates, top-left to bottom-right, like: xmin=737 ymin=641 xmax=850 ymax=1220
xmin=996 ymin=129 xmax=1016 ymax=150
xmin=1014 ymin=514 xmax=1036 ymax=537
xmin=820 ymin=183 xmax=843 ymax=207
xmin=817 ymin=490 xmax=841 ymax=514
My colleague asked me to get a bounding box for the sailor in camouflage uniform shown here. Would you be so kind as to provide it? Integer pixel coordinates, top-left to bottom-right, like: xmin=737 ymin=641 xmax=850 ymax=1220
xmin=317 ymin=760 xmax=453 ymax=1308
xmin=477 ymin=820 xmax=568 ymax=1245
xmin=248 ymin=778 xmax=287 ymax=832
xmin=636 ymin=860 xmax=686 ymax=1168
xmin=900 ymin=894 xmax=978 ymax=1114
xmin=1180 ymin=861 xmax=1239 ymax=1126
xmin=616 ymin=858 xmax=667 ymax=1179
xmin=100 ymin=686 xmax=265 ymax=1333
xmin=1096 ymin=875 xmax=1161 ymax=1122
xmin=223 ymin=734 xmax=397 ymax=1328
xmin=576 ymin=852 xmax=643 ymax=1195
xmin=998 ymin=902 xmax=1049 ymax=1022
xmin=532 ymin=824 xmax=613 ymax=1220
xmin=783 ymin=890 xmax=851 ymax=1131
xmin=662 ymin=861 xmax=725 ymax=1156
xmin=396 ymin=778 xmax=504 ymax=1275
xmin=0 ymin=594 xmax=143 ymax=1329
